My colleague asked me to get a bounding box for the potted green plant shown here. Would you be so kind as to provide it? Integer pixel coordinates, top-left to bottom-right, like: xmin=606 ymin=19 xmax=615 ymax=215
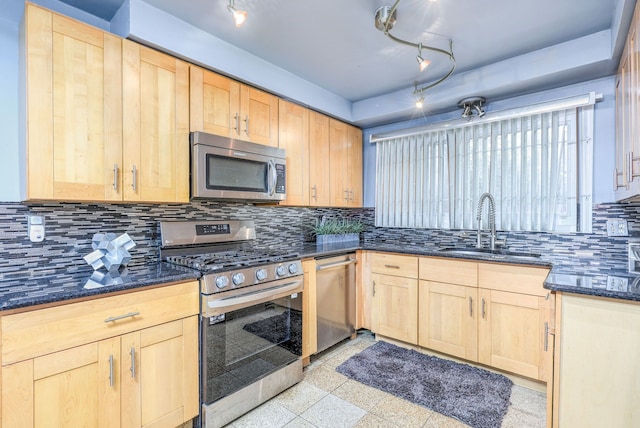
xmin=312 ymin=218 xmax=364 ymax=245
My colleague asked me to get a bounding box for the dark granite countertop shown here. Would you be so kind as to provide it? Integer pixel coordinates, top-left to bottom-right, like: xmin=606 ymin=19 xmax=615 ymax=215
xmin=295 ymin=241 xmax=640 ymax=303
xmin=0 ymin=263 xmax=200 ymax=312
xmin=3 ymin=239 xmax=638 ymax=312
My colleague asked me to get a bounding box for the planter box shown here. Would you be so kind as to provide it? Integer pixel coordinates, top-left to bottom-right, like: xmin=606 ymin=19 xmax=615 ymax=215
xmin=316 ymin=233 xmax=359 ymax=245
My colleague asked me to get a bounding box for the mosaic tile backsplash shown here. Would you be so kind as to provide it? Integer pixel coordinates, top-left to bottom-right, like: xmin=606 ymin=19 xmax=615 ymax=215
xmin=0 ymin=201 xmax=638 ymax=278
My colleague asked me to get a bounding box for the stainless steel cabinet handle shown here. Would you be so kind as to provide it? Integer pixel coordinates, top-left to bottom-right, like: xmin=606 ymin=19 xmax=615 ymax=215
xmin=104 ymin=311 xmax=140 ymax=323
xmin=349 ymin=190 xmax=354 ymax=202
xmin=109 ymin=354 xmax=114 ymax=387
xmin=384 ymin=264 xmax=400 ymax=269
xmin=316 ymin=258 xmax=357 ymax=271
xmin=469 ymin=296 xmax=473 ymax=317
xmin=312 ymin=185 xmax=317 ymax=200
xmin=373 ymin=280 xmax=376 ymax=296
xmin=544 ymin=322 xmax=549 ymax=352
xmin=244 ymin=115 xmax=249 ymax=135
xmin=233 ymin=113 xmax=240 ymax=134
xmin=113 ymin=164 xmax=119 ymax=191
xmin=614 ymin=168 xmax=622 ymax=190
xmin=131 ymin=165 xmax=137 ymax=191
xmin=481 ymin=298 xmax=486 ymax=319
xmin=630 ymin=151 xmax=640 ymax=179
xmin=344 ymin=190 xmax=349 ymax=201
xmin=130 ymin=347 xmax=136 ymax=378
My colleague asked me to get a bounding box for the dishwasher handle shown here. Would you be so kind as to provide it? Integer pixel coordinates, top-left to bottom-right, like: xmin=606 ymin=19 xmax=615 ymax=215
xmin=316 ymin=258 xmax=357 ymax=271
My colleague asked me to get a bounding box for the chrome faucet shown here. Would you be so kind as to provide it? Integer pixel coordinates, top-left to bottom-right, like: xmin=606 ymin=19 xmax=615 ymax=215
xmin=476 ymin=192 xmax=497 ymax=250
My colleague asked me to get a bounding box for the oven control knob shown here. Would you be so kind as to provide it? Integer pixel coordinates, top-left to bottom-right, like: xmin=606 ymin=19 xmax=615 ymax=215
xmin=276 ymin=265 xmax=287 ymax=277
xmin=256 ymin=269 xmax=267 ymax=281
xmin=288 ymin=263 xmax=298 ymax=274
xmin=232 ymin=272 xmax=245 ymax=286
xmin=215 ymin=275 xmax=229 ymax=289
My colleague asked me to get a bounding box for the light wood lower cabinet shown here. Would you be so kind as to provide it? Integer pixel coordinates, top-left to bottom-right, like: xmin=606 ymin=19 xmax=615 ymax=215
xmin=478 ymin=263 xmax=553 ymax=382
xmin=302 ymin=259 xmax=317 ymax=363
xmin=478 ymin=288 xmax=552 ymax=381
xmin=419 ymin=281 xmax=478 ymax=361
xmin=1 ymin=281 xmax=199 ymax=428
xmin=552 ymin=294 xmax=640 ymax=427
xmin=370 ymin=253 xmax=419 ymax=344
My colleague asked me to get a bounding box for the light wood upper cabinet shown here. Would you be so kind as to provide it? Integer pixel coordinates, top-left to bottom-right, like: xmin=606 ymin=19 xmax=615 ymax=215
xmin=329 ymin=119 xmax=362 ymax=207
xmin=123 ymin=40 xmax=190 ymax=203
xmin=190 ymin=65 xmax=279 ymax=147
xmin=279 ymin=100 xmax=310 ymax=206
xmin=309 ymin=111 xmax=332 ymax=206
xmin=190 ymin=67 xmax=240 ymax=138
xmin=25 ymin=4 xmax=123 ymax=201
xmin=24 ymin=5 xmax=189 ymax=203
xmin=615 ymin=2 xmax=640 ymax=201
xmin=1 ymin=281 xmax=199 ymax=428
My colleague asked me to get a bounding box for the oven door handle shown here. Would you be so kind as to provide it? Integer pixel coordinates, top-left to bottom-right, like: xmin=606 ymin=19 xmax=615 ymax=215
xmin=205 ymin=279 xmax=303 ymax=315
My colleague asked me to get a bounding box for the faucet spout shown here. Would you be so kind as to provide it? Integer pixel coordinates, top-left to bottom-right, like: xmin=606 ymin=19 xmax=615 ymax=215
xmin=476 ymin=193 xmax=497 ymax=250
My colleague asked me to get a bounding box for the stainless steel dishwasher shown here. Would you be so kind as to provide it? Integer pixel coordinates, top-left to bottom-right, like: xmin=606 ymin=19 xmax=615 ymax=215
xmin=315 ymin=253 xmax=357 ymax=353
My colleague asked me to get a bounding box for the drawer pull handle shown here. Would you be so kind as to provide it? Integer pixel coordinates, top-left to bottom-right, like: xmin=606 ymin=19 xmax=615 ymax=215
xmin=481 ymin=298 xmax=486 ymax=319
xmin=104 ymin=311 xmax=140 ymax=323
xmin=469 ymin=296 xmax=473 ymax=317
xmin=384 ymin=264 xmax=400 ymax=269
xmin=130 ymin=347 xmax=136 ymax=378
xmin=544 ymin=322 xmax=550 ymax=352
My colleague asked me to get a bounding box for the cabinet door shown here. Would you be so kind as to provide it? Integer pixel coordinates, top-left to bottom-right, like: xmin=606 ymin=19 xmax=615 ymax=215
xmin=329 ymin=119 xmax=349 ymax=207
xmin=555 ymin=294 xmax=640 ymax=427
xmin=2 ymin=339 xmax=120 ymax=428
xmin=279 ymin=100 xmax=309 ymax=206
xmin=478 ymin=288 xmax=551 ymax=381
xmin=25 ymin=5 xmax=122 ymax=201
xmin=302 ymin=259 xmax=318 ymax=361
xmin=121 ymin=317 xmax=199 ymax=428
xmin=239 ymin=85 xmax=279 ymax=147
xmin=309 ymin=111 xmax=331 ymax=206
xmin=123 ymin=40 xmax=189 ymax=203
xmin=346 ymin=125 xmax=363 ymax=207
xmin=371 ymin=273 xmax=418 ymax=344
xmin=189 ymin=66 xmax=240 ymax=138
xmin=419 ymin=281 xmax=478 ymax=361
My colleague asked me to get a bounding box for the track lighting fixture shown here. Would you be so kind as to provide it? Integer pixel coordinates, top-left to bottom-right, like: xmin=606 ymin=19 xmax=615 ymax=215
xmin=458 ymin=97 xmax=486 ymax=119
xmin=415 ymin=96 xmax=424 ymax=109
xmin=375 ymin=0 xmax=456 ymax=108
xmin=227 ymin=0 xmax=247 ymax=27
xmin=416 ymin=44 xmax=431 ymax=72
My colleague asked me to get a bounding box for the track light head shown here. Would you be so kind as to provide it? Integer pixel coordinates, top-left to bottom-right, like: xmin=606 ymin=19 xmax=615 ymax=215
xmin=227 ymin=0 xmax=247 ymax=27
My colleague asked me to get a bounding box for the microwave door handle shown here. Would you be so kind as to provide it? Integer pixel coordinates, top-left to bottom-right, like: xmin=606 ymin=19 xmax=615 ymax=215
xmin=268 ymin=160 xmax=277 ymax=196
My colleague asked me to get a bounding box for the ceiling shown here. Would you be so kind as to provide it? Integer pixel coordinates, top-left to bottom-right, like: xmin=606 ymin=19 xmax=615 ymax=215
xmin=59 ymin=0 xmax=631 ymax=126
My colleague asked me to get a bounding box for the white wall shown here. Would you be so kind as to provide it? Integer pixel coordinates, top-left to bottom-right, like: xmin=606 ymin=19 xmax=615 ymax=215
xmin=362 ymin=76 xmax=617 ymax=207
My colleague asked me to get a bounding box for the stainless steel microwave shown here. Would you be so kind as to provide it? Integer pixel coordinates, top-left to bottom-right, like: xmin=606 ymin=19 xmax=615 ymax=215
xmin=191 ymin=132 xmax=286 ymax=201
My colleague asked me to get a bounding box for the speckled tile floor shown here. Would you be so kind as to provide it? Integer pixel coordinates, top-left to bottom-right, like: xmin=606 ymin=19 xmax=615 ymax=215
xmin=225 ymin=332 xmax=546 ymax=428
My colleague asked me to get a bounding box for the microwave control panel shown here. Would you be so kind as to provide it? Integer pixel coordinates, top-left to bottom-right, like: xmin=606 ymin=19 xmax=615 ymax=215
xmin=275 ymin=164 xmax=286 ymax=194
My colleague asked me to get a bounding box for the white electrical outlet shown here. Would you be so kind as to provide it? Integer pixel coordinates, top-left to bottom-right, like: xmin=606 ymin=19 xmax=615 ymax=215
xmin=606 ymin=219 xmax=628 ymax=236
xmin=27 ymin=215 xmax=45 ymax=242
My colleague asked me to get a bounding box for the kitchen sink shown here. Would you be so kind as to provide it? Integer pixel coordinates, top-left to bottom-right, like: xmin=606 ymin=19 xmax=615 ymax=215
xmin=439 ymin=247 xmax=542 ymax=259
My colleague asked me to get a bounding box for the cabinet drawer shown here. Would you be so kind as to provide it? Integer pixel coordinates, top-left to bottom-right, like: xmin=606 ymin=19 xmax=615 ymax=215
xmin=370 ymin=253 xmax=418 ymax=278
xmin=478 ymin=263 xmax=549 ymax=296
xmin=1 ymin=281 xmax=199 ymax=365
xmin=419 ymin=257 xmax=478 ymax=286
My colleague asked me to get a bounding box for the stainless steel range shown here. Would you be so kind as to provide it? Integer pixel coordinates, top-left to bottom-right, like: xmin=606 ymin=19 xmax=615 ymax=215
xmin=160 ymin=220 xmax=304 ymax=428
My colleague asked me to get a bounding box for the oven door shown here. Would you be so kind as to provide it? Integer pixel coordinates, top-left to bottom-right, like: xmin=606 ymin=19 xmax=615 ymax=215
xmin=201 ymin=278 xmax=303 ymax=406
xmin=192 ymin=142 xmax=286 ymax=201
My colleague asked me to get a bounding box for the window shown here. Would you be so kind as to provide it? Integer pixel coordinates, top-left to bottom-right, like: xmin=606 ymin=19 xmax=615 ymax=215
xmin=374 ymin=94 xmax=595 ymax=233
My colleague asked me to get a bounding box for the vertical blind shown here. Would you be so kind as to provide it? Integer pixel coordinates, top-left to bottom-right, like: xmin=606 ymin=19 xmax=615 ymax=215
xmin=375 ymin=102 xmax=594 ymax=233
